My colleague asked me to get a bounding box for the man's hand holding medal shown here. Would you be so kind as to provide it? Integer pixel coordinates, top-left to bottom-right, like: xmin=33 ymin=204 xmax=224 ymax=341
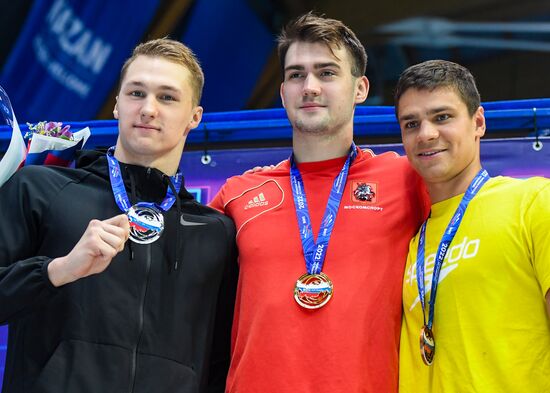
xmin=47 ymin=215 xmax=130 ymax=287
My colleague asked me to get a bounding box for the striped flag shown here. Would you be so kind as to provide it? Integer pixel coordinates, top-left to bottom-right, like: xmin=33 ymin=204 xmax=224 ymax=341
xmin=0 ymin=85 xmax=91 ymax=188
xmin=24 ymin=127 xmax=90 ymax=167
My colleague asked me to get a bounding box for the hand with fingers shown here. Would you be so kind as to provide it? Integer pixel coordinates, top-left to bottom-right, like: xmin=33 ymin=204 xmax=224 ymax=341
xmin=47 ymin=214 xmax=130 ymax=287
xmin=242 ymin=164 xmax=276 ymax=175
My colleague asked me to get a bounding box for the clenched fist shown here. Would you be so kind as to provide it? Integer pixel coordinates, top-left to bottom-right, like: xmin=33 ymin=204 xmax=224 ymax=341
xmin=47 ymin=214 xmax=130 ymax=287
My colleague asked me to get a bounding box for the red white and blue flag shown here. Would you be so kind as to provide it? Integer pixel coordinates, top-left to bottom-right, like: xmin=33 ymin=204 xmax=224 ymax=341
xmin=24 ymin=127 xmax=90 ymax=167
xmin=0 ymin=85 xmax=90 ymax=187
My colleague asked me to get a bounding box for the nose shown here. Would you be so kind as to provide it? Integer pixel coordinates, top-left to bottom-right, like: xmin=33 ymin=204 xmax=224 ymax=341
xmin=302 ymin=74 xmax=321 ymax=97
xmin=140 ymin=96 xmax=158 ymax=119
xmin=417 ymin=121 xmax=438 ymax=141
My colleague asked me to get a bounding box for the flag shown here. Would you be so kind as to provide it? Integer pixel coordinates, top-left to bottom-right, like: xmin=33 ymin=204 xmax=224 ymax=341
xmin=24 ymin=127 xmax=90 ymax=167
xmin=0 ymin=85 xmax=91 ymax=187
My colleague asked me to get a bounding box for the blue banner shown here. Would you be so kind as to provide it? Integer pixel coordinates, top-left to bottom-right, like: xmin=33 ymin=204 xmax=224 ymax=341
xmin=181 ymin=0 xmax=275 ymax=111
xmin=0 ymin=0 xmax=160 ymax=123
xmin=2 ymin=99 xmax=550 ymax=151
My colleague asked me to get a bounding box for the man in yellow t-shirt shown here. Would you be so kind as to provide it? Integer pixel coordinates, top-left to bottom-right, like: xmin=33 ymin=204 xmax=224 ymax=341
xmin=394 ymin=60 xmax=550 ymax=392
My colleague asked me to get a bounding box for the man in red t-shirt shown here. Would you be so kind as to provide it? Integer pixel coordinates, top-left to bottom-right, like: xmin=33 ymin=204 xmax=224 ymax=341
xmin=210 ymin=12 xmax=429 ymax=393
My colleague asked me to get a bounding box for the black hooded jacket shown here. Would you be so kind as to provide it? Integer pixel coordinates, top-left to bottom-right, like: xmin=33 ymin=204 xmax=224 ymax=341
xmin=0 ymin=151 xmax=238 ymax=393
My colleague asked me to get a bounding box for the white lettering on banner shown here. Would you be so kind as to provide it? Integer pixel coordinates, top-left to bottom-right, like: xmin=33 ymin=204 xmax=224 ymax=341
xmin=33 ymin=36 xmax=90 ymax=98
xmin=406 ymin=236 xmax=481 ymax=311
xmin=46 ymin=0 xmax=112 ymax=75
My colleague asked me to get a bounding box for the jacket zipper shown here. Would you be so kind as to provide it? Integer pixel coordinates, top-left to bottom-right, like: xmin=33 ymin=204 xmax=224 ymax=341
xmin=129 ymin=244 xmax=152 ymax=393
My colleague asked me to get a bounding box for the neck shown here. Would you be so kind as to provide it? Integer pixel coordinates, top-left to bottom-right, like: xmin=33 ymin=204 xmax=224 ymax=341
xmin=114 ymin=153 xmax=179 ymax=176
xmin=113 ymin=142 xmax=182 ymax=176
xmin=427 ymin=163 xmax=483 ymax=204
xmin=292 ymin=131 xmax=353 ymax=163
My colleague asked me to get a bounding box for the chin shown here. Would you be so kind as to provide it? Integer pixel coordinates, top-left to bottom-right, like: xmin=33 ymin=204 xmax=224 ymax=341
xmin=295 ymin=121 xmax=330 ymax=134
xmin=414 ymin=167 xmax=445 ymax=182
xmin=126 ymin=143 xmax=161 ymax=158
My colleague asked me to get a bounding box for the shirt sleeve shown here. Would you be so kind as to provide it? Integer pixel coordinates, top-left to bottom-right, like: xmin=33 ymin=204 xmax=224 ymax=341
xmin=209 ymin=184 xmax=227 ymax=214
xmin=0 ymin=169 xmax=60 ymax=324
xmin=528 ymin=180 xmax=550 ymax=296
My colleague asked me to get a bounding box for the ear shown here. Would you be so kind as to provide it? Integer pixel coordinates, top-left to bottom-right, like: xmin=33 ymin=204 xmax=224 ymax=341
xmin=183 ymin=106 xmax=204 ymax=136
xmin=280 ymin=82 xmax=286 ymax=108
xmin=354 ymin=76 xmax=369 ymax=104
xmin=473 ymin=106 xmax=486 ymax=139
xmin=113 ymin=97 xmax=119 ymax=119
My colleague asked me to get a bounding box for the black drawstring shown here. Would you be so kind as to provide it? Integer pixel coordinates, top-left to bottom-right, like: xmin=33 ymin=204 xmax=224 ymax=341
xmin=164 ymin=175 xmax=182 ymax=272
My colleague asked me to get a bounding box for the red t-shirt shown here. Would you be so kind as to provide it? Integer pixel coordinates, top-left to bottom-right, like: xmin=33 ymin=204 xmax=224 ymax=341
xmin=210 ymin=148 xmax=429 ymax=393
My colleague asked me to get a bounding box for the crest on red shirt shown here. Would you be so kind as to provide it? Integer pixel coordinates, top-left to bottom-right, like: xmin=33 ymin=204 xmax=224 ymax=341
xmin=351 ymin=181 xmax=377 ymax=203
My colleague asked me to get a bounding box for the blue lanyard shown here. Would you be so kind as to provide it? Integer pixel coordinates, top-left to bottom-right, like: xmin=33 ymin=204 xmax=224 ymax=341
xmin=290 ymin=143 xmax=357 ymax=275
xmin=106 ymin=146 xmax=182 ymax=213
xmin=416 ymin=169 xmax=490 ymax=329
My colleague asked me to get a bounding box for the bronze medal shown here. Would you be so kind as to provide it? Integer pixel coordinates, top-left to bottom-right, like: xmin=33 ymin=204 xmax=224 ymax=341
xmin=294 ymin=272 xmax=333 ymax=309
xmin=419 ymin=325 xmax=436 ymax=366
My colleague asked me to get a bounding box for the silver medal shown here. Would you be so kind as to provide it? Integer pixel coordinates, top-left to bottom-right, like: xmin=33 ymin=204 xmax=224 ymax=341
xmin=127 ymin=203 xmax=164 ymax=244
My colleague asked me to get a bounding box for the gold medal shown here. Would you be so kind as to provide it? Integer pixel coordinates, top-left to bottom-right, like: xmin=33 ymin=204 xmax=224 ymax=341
xmin=294 ymin=272 xmax=333 ymax=309
xmin=419 ymin=325 xmax=435 ymax=366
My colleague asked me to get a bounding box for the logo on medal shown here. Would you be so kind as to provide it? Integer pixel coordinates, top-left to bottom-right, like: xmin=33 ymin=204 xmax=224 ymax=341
xmin=351 ymin=181 xmax=377 ymax=203
xmin=127 ymin=203 xmax=164 ymax=244
xmin=294 ymin=273 xmax=333 ymax=309
xmin=419 ymin=325 xmax=436 ymax=366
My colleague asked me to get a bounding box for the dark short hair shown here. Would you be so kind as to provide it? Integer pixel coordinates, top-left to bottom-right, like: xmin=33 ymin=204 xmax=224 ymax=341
xmin=119 ymin=38 xmax=204 ymax=106
xmin=277 ymin=12 xmax=367 ymax=78
xmin=394 ymin=60 xmax=481 ymax=116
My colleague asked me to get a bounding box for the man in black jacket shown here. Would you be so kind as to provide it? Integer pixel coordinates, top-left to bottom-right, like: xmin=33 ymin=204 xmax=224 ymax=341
xmin=0 ymin=38 xmax=238 ymax=393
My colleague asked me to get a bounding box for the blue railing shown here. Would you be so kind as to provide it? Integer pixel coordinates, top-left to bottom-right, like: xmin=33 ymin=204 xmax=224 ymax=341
xmin=1 ymin=99 xmax=550 ymax=151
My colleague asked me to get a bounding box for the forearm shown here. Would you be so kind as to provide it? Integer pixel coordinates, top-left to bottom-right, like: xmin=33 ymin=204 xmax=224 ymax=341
xmin=47 ymin=256 xmax=79 ymax=287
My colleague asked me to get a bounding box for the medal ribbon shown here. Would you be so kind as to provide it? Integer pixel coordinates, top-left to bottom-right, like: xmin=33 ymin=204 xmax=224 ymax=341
xmin=106 ymin=146 xmax=182 ymax=213
xmin=416 ymin=169 xmax=490 ymax=329
xmin=290 ymin=143 xmax=357 ymax=275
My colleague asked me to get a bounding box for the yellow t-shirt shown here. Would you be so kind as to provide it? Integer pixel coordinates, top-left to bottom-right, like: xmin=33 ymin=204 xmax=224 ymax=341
xmin=400 ymin=176 xmax=550 ymax=393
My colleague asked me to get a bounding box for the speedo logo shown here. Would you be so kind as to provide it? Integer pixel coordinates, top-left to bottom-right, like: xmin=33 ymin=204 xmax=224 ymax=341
xmin=244 ymin=192 xmax=269 ymax=209
xmin=406 ymin=236 xmax=481 ymax=311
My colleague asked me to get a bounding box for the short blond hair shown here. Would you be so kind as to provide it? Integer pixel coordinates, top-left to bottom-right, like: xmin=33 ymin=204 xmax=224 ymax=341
xmin=119 ymin=38 xmax=204 ymax=106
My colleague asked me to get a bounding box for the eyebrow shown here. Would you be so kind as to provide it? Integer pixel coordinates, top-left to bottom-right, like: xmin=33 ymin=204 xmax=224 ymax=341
xmin=124 ymin=81 xmax=181 ymax=93
xmin=284 ymin=62 xmax=342 ymax=72
xmin=398 ymin=106 xmax=454 ymax=122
